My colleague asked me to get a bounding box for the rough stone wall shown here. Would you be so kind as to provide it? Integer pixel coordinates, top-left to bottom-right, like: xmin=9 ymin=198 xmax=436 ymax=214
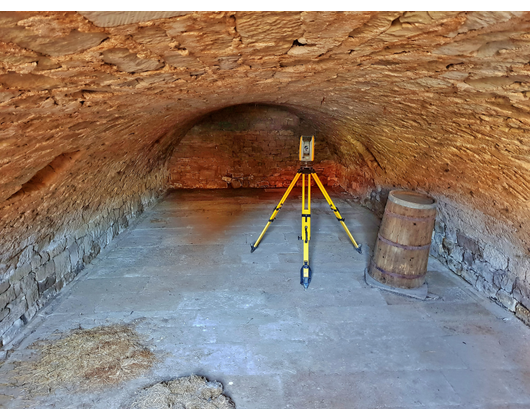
xmin=169 ymin=104 xmax=340 ymax=189
xmin=0 ymin=111 xmax=187 ymax=349
xmin=358 ymin=186 xmax=530 ymax=325
xmin=430 ymin=196 xmax=530 ymax=320
xmin=0 ymin=166 xmax=168 ymax=348
xmin=0 ymin=11 xmax=530 ymax=344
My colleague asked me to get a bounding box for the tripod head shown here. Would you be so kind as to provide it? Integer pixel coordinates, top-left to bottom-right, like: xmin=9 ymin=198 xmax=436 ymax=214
xmin=299 ymin=135 xmax=315 ymax=163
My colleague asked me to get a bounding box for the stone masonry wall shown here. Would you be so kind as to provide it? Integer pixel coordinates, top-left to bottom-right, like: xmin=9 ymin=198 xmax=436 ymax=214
xmin=430 ymin=197 xmax=530 ymax=324
xmin=1 ymin=11 xmax=530 ymax=345
xmin=0 ymin=167 xmax=168 ymax=350
xmin=169 ymin=104 xmax=340 ymax=189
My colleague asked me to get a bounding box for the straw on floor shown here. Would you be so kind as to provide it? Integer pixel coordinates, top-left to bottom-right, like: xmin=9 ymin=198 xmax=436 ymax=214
xmin=131 ymin=375 xmax=235 ymax=409
xmin=12 ymin=324 xmax=155 ymax=395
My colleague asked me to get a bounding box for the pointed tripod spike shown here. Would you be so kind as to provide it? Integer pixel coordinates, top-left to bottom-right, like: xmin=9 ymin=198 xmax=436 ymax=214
xmin=300 ymin=263 xmax=312 ymax=289
xmin=355 ymin=244 xmax=363 ymax=254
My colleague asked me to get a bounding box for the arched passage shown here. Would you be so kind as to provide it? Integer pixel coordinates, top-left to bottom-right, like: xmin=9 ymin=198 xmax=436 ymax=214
xmin=0 ymin=10 xmax=529 ymax=350
xmin=167 ymin=103 xmax=374 ymax=193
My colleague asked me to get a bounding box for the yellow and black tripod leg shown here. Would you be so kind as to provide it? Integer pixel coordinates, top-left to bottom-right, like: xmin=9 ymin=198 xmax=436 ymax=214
xmin=300 ymin=173 xmax=312 ymax=289
xmin=311 ymin=173 xmax=363 ymax=255
xmin=250 ymin=172 xmax=301 ymax=253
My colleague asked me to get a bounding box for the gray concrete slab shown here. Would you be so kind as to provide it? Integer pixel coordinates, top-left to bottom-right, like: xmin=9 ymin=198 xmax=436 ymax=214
xmin=1 ymin=188 xmax=530 ymax=408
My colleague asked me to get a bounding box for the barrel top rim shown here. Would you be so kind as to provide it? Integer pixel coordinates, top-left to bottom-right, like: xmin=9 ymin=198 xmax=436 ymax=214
xmin=388 ymin=190 xmax=437 ymax=209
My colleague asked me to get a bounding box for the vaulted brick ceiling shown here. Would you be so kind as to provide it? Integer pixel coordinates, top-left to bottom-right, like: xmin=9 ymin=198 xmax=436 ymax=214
xmin=0 ymin=11 xmax=529 ymax=288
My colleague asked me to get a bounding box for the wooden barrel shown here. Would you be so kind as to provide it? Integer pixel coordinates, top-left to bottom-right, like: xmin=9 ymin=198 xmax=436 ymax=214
xmin=368 ymin=190 xmax=437 ymax=289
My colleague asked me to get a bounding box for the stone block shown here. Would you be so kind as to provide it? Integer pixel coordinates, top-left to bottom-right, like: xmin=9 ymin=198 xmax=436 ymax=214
xmin=0 ymin=295 xmax=27 ymax=336
xmin=199 ymin=169 xmax=216 ymax=180
xmin=72 ymin=260 xmax=85 ymax=276
xmin=35 ymin=260 xmax=56 ymax=283
xmin=0 ymin=285 xmax=15 ymax=309
xmin=446 ymin=258 xmax=462 ymax=276
xmin=25 ymin=282 xmax=39 ymax=308
xmin=55 ymin=277 xmax=66 ymax=292
xmin=37 ymin=274 xmax=56 ymax=295
xmin=68 ymin=241 xmax=82 ymax=266
xmin=106 ymin=226 xmax=115 ymax=245
xmin=19 ymin=272 xmax=38 ymax=304
xmin=495 ymin=289 xmax=517 ymax=312
xmin=0 ymin=307 xmax=8 ymax=323
xmin=470 ymin=260 xmax=494 ymax=283
xmin=118 ymin=216 xmax=129 ymax=232
xmin=512 ymin=281 xmax=525 ymax=306
xmin=21 ymin=303 xmax=38 ymax=324
xmin=434 ymin=219 xmax=445 ymax=234
xmin=74 ymin=223 xmax=89 ymax=239
xmin=84 ymin=242 xmax=101 ymax=264
xmin=483 ymin=244 xmax=509 ymax=271
xmin=493 ymin=269 xmax=513 ymax=293
xmin=463 ymin=250 xmax=475 ymax=266
xmin=20 ymin=272 xmax=35 ymax=290
xmin=444 ymin=227 xmax=457 ymax=244
xmin=96 ymin=233 xmax=109 ymax=249
xmin=475 ymin=276 xmax=498 ymax=297
xmin=0 ymin=280 xmax=9 ymax=295
xmin=461 ymin=268 xmax=478 ymax=285
xmin=17 ymin=246 xmax=34 ymax=268
xmin=446 ymin=242 xmax=463 ymax=261
xmin=35 ymin=235 xmax=52 ymax=254
xmin=39 ymin=251 xmax=51 ymax=264
xmin=0 ymin=263 xmax=9 ymax=278
xmin=430 ymin=242 xmax=443 ymax=259
xmin=65 ymin=235 xmax=76 ymax=249
xmin=515 ymin=303 xmax=530 ymax=327
xmin=9 ymin=263 xmax=31 ymax=284
xmin=39 ymin=286 xmax=57 ymax=304
xmin=456 ymin=231 xmax=482 ymax=258
xmin=12 ymin=280 xmax=22 ymax=298
xmin=1 ymin=318 xmax=24 ymax=348
xmin=508 ymin=256 xmax=530 ymax=284
xmin=0 ymin=72 xmax=59 ymax=90
xmin=78 ymin=235 xmax=91 ymax=258
xmin=102 ymin=48 xmax=164 ymax=73
xmin=30 ymin=253 xmax=43 ymax=270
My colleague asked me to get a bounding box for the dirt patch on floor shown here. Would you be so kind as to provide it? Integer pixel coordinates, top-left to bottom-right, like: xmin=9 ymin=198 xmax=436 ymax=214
xmin=12 ymin=324 xmax=155 ymax=395
xmin=131 ymin=375 xmax=235 ymax=409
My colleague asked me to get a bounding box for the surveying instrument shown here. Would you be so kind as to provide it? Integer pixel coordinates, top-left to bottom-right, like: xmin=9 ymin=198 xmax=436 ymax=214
xmin=250 ymin=136 xmax=363 ymax=289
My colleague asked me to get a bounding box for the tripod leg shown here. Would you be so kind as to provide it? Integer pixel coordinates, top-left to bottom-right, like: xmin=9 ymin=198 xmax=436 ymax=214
xmin=311 ymin=173 xmax=362 ymax=254
xmin=300 ymin=173 xmax=312 ymax=289
xmin=251 ymin=172 xmax=301 ymax=252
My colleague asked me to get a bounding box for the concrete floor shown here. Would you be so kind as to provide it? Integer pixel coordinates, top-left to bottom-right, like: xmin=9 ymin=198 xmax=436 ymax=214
xmin=2 ymin=188 xmax=530 ymax=408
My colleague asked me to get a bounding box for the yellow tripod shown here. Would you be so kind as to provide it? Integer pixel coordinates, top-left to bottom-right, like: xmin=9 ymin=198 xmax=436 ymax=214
xmin=250 ymin=163 xmax=362 ymax=289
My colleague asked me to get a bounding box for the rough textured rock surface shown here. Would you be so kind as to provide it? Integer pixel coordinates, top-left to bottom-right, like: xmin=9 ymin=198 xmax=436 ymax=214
xmin=169 ymin=104 xmax=341 ymax=189
xmin=1 ymin=11 xmax=530 ymax=345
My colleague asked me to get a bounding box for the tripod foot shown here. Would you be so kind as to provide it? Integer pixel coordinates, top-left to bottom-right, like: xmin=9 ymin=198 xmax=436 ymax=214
xmin=300 ymin=263 xmax=312 ymax=289
xmin=250 ymin=243 xmax=257 ymax=253
xmin=355 ymin=244 xmax=363 ymax=255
